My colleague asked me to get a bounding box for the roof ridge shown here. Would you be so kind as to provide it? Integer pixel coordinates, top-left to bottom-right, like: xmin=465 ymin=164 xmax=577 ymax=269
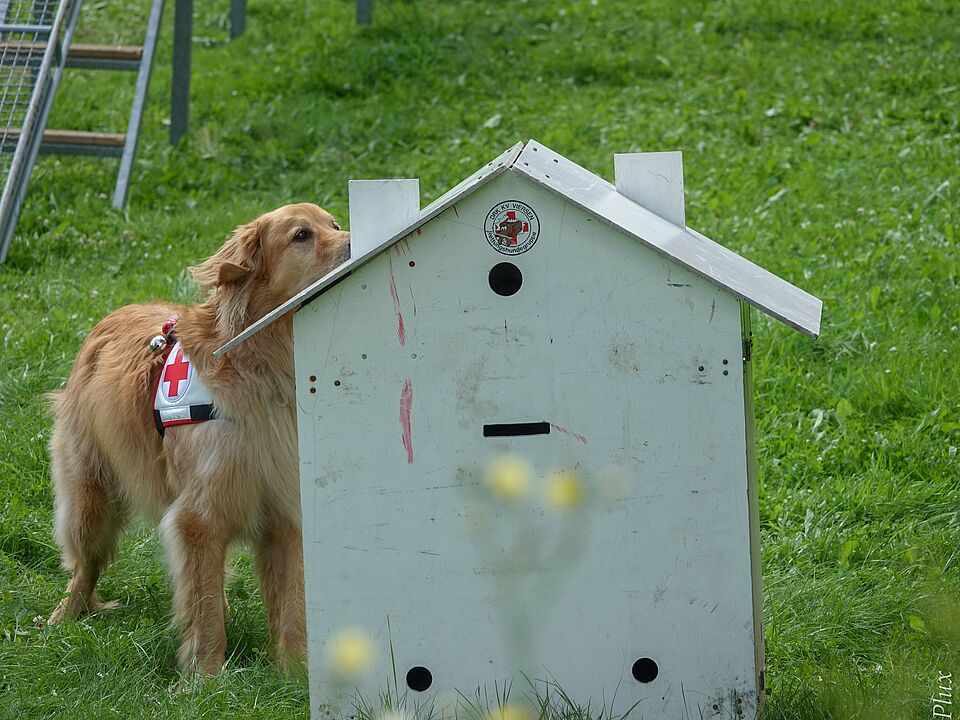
xmin=214 ymin=139 xmax=821 ymax=357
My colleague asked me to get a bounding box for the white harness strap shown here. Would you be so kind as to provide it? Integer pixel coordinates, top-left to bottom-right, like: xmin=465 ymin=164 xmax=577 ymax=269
xmin=153 ymin=341 xmax=217 ymax=435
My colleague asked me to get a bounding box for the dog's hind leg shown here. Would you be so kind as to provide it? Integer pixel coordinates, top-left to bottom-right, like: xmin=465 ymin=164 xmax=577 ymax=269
xmin=48 ymin=425 xmax=125 ymax=625
xmin=160 ymin=499 xmax=230 ymax=674
xmin=254 ymin=511 xmax=306 ymax=670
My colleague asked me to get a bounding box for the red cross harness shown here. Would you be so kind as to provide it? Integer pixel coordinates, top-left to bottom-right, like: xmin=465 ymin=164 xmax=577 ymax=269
xmin=153 ymin=337 xmax=217 ymax=436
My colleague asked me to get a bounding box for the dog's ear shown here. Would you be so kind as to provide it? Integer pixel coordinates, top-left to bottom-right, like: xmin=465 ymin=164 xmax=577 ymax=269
xmin=189 ymin=221 xmax=262 ymax=293
xmin=216 ymin=261 xmax=251 ymax=286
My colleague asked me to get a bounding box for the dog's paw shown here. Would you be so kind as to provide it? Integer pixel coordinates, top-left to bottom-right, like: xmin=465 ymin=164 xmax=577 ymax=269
xmin=47 ymin=597 xmax=73 ymax=625
xmin=47 ymin=592 xmax=119 ymax=625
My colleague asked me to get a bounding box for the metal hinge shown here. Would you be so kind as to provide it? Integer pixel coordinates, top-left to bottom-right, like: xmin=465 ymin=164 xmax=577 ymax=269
xmin=743 ymin=336 xmax=753 ymax=362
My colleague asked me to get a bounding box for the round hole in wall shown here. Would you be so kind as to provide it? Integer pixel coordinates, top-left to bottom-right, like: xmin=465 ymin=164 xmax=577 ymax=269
xmin=409 ymin=260 xmax=416 ymax=267
xmin=488 ymin=262 xmax=523 ymax=296
xmin=632 ymin=657 xmax=659 ymax=684
xmin=406 ymin=666 xmax=432 ymax=692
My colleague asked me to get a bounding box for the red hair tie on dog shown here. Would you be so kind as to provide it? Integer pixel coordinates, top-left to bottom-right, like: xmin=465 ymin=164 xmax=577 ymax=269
xmin=161 ymin=316 xmax=178 ymax=336
xmin=149 ymin=316 xmax=180 ymax=353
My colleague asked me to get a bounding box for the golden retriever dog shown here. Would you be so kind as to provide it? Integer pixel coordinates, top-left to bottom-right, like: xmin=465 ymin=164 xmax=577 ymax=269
xmin=47 ymin=203 xmax=349 ymax=674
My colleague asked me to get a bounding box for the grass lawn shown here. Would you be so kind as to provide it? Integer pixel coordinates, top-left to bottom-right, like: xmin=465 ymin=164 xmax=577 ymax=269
xmin=1 ymin=0 xmax=958 ymax=717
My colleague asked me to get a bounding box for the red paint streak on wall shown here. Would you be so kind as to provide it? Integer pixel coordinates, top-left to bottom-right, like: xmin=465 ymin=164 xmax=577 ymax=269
xmin=551 ymin=423 xmax=588 ymax=445
xmin=400 ymin=379 xmax=414 ymax=464
xmin=388 ymin=257 xmax=406 ymax=346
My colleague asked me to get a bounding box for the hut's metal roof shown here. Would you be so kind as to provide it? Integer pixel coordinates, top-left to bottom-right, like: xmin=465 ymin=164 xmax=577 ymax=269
xmin=214 ymin=139 xmax=820 ymax=357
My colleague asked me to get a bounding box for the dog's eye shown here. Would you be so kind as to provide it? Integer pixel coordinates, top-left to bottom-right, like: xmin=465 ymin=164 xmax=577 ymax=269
xmin=293 ymin=228 xmax=313 ymax=242
xmin=331 ymin=220 xmax=341 ymax=231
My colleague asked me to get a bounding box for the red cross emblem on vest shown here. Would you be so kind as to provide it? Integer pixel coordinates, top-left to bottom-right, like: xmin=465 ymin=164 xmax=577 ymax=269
xmin=163 ymin=348 xmax=191 ymax=400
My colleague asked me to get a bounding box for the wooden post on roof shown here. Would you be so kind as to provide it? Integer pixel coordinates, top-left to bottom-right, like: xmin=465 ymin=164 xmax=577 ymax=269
xmin=348 ymin=179 xmax=419 ymax=258
xmin=614 ymin=151 xmax=685 ymax=228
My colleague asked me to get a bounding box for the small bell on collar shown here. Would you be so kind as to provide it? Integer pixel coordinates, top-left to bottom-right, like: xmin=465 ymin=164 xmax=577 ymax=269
xmin=149 ymin=335 xmax=168 ymax=353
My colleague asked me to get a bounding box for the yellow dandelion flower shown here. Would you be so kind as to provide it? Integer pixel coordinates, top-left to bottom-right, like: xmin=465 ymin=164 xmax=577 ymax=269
xmin=544 ymin=470 xmax=585 ymax=509
xmin=485 ymin=455 xmax=532 ymax=502
xmin=328 ymin=628 xmax=375 ymax=677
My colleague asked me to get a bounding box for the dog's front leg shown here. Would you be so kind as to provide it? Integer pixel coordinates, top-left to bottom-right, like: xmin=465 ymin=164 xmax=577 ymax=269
xmin=255 ymin=510 xmax=306 ymax=670
xmin=160 ymin=499 xmax=229 ymax=674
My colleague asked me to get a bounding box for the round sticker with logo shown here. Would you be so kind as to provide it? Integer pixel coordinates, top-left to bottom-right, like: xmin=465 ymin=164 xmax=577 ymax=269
xmin=484 ymin=201 xmax=540 ymax=255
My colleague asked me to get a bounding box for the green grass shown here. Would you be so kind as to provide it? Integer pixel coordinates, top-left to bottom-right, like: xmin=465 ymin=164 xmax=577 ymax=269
xmin=1 ymin=0 xmax=958 ymax=717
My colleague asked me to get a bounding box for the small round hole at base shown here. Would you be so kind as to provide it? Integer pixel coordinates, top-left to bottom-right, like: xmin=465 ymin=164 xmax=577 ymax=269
xmin=632 ymin=657 xmax=659 ymax=683
xmin=406 ymin=666 xmax=432 ymax=692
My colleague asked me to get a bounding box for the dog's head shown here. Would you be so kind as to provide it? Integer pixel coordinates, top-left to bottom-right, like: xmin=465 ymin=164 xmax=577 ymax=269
xmin=190 ymin=203 xmax=350 ymax=335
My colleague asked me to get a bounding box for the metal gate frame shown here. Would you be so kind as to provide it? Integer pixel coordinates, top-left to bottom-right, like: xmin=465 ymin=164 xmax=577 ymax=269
xmin=0 ymin=0 xmax=246 ymax=263
xmin=112 ymin=0 xmax=162 ymax=208
xmin=0 ymin=0 xmax=81 ymax=263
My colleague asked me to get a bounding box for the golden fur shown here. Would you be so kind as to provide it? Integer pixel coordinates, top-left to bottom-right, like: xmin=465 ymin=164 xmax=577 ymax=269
xmin=47 ymin=203 xmax=350 ymax=673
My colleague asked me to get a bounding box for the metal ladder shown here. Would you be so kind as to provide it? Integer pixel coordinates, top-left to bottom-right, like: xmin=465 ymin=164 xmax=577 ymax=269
xmin=0 ymin=0 xmax=163 ymax=263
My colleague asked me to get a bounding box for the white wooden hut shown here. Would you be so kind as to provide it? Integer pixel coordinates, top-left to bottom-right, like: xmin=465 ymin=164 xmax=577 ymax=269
xmin=218 ymin=140 xmax=821 ymax=720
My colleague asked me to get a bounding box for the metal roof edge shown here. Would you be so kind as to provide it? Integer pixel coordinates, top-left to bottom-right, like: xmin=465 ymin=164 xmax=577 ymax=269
xmin=515 ymin=138 xmax=822 ymax=338
xmin=213 ymin=141 xmax=525 ymax=357
xmin=685 ymin=227 xmax=823 ymax=338
xmin=216 ymin=138 xmax=823 ymax=357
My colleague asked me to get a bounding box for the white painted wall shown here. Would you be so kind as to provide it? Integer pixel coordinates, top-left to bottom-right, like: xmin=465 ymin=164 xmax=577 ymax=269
xmin=295 ymin=171 xmax=758 ymax=720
